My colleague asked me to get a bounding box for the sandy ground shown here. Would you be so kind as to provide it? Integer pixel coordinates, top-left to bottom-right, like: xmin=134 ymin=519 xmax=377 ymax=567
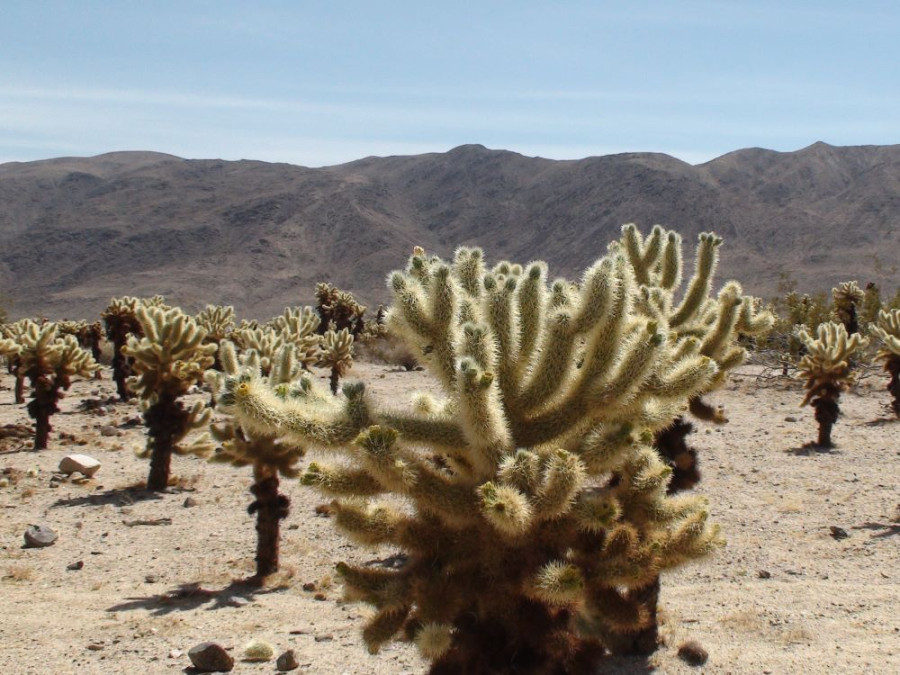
xmin=0 ymin=360 xmax=897 ymax=675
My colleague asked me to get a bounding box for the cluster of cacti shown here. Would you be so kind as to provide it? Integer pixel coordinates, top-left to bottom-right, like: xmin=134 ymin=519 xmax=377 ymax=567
xmin=208 ymin=341 xmax=308 ymax=579
xmin=795 ymin=322 xmax=868 ymax=447
xmin=314 ymin=282 xmax=367 ymax=335
xmin=123 ymin=306 xmax=216 ymax=490
xmin=869 ymin=309 xmax=900 ymax=417
xmin=0 ymin=320 xmax=99 ymax=448
xmin=214 ymin=227 xmax=755 ymax=673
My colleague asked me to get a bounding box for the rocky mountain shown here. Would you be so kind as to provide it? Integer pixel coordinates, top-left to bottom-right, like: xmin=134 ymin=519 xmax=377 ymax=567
xmin=1 ymin=142 xmax=898 ymax=320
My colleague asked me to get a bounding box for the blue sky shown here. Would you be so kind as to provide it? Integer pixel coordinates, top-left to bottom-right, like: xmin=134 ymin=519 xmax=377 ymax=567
xmin=1 ymin=1 xmax=897 ymax=167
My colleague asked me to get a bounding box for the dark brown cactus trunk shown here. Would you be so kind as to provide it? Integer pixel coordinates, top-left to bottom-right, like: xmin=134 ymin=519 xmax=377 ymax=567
xmin=14 ymin=370 xmax=25 ymax=404
xmin=145 ymin=392 xmax=188 ymax=491
xmin=886 ymin=356 xmax=900 ymax=418
xmin=329 ymin=367 xmax=340 ymax=396
xmin=249 ymin=472 xmax=290 ymax=579
xmin=655 ymin=417 xmax=700 ymax=494
xmin=27 ymin=378 xmax=57 ymax=450
xmin=602 ymin=577 xmax=662 ymax=657
xmin=429 ymin=599 xmax=604 ymax=675
xmin=812 ymin=392 xmax=840 ymax=448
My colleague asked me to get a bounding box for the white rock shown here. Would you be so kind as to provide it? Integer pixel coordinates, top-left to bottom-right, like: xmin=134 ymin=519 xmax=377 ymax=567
xmin=59 ymin=454 xmax=101 ymax=477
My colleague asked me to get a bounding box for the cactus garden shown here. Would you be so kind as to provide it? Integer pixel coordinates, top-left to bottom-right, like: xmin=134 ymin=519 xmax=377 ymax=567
xmin=0 ymin=231 xmax=898 ymax=674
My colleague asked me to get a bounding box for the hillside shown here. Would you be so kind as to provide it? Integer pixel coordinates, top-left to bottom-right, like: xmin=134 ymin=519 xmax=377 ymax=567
xmin=1 ymin=142 xmax=898 ymax=319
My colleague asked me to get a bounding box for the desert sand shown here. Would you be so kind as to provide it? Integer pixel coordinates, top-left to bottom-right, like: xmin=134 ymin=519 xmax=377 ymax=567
xmin=1 ymin=360 xmax=897 ymax=674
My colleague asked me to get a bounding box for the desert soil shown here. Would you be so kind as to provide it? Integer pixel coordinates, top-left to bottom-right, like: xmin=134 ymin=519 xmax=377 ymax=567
xmin=0 ymin=360 xmax=897 ymax=675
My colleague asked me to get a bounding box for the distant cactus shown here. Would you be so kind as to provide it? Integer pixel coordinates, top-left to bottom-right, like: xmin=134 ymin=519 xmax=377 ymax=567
xmin=208 ymin=341 xmax=307 ymax=579
xmin=102 ymin=296 xmax=144 ymax=400
xmin=0 ymin=321 xmax=99 ymax=449
xmin=269 ymin=306 xmax=322 ymax=369
xmin=1 ymin=319 xmax=31 ymax=403
xmin=317 ymin=328 xmax=354 ymax=395
xmin=314 ymin=283 xmax=367 ymax=336
xmin=869 ymin=309 xmax=900 ymax=417
xmin=218 ymin=230 xmax=739 ymax=672
xmin=796 ymin=322 xmax=868 ymax=447
xmin=832 ymin=281 xmax=865 ymax=335
xmin=123 ymin=306 xmax=216 ymax=490
xmin=195 ymin=305 xmax=236 ymax=370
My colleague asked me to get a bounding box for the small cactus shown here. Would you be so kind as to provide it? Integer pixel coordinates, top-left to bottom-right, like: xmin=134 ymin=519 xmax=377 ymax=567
xmin=195 ymin=305 xmax=236 ymax=370
xmin=832 ymin=281 xmax=865 ymax=335
xmin=102 ymin=296 xmax=144 ymax=400
xmin=0 ymin=321 xmax=99 ymax=449
xmin=317 ymin=328 xmax=354 ymax=395
xmin=869 ymin=308 xmax=900 ymax=417
xmin=123 ymin=306 xmax=216 ymax=490
xmin=795 ymin=322 xmax=868 ymax=447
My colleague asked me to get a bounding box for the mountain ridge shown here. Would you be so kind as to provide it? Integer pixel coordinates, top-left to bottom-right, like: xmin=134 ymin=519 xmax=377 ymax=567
xmin=1 ymin=142 xmax=897 ymax=320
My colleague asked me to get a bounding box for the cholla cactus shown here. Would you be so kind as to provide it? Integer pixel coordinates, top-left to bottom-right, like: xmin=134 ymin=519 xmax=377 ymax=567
xmin=1 ymin=319 xmax=31 ymax=403
xmin=195 ymin=305 xmax=236 ymax=370
xmin=123 ymin=306 xmax=216 ymax=490
xmin=315 ymin=283 xmax=367 ymax=336
xmin=870 ymin=309 xmax=900 ymax=417
xmin=208 ymin=341 xmax=307 ymax=579
xmin=317 ymin=328 xmax=354 ymax=395
xmin=832 ymin=281 xmax=865 ymax=335
xmin=218 ymin=229 xmax=741 ymax=673
xmin=0 ymin=321 xmax=99 ymax=449
xmin=796 ymin=322 xmax=868 ymax=447
xmin=269 ymin=306 xmax=322 ymax=369
xmin=102 ymin=296 xmax=144 ymax=400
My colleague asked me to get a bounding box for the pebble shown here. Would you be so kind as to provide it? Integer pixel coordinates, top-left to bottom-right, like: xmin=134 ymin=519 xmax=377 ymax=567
xmin=758 ymin=569 xmax=771 ymax=579
xmin=830 ymin=526 xmax=849 ymax=540
xmin=24 ymin=524 xmax=58 ymax=548
xmin=59 ymin=454 xmax=102 ymax=477
xmin=677 ymin=640 xmax=709 ymax=666
xmin=67 ymin=560 xmax=84 ymax=571
xmin=188 ymin=642 xmax=234 ymax=672
xmin=99 ymin=425 xmax=120 ymax=437
xmin=276 ymin=649 xmax=299 ymax=671
xmin=183 ymin=496 xmax=199 ymax=508
xmin=314 ymin=634 xmax=333 ymax=642
xmin=784 ymin=416 xmax=798 ymax=422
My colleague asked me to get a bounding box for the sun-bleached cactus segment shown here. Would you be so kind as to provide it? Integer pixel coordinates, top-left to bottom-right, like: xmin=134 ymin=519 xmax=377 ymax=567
xmin=217 ymin=228 xmax=748 ymax=674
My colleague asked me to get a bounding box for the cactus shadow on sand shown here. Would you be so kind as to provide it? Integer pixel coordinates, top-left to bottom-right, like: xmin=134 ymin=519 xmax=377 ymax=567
xmin=852 ymin=521 xmax=900 ymax=539
xmin=105 ymin=579 xmax=286 ymax=616
xmin=49 ymin=486 xmax=165 ymax=508
xmin=784 ymin=442 xmax=841 ymax=456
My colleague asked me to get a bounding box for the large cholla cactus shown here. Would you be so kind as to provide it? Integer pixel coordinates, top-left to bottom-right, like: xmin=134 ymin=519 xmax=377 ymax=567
xmin=832 ymin=281 xmax=865 ymax=335
xmin=208 ymin=341 xmax=307 ymax=579
xmin=0 ymin=321 xmax=99 ymax=449
xmin=870 ymin=309 xmax=900 ymax=417
xmin=218 ymin=228 xmax=747 ymax=674
xmin=102 ymin=296 xmax=144 ymax=400
xmin=796 ymin=322 xmax=868 ymax=447
xmin=123 ymin=306 xmax=216 ymax=490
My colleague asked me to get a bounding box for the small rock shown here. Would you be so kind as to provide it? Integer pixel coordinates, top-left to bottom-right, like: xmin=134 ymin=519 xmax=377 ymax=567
xmin=67 ymin=560 xmax=84 ymax=571
xmin=188 ymin=642 xmax=234 ymax=672
xmin=678 ymin=640 xmax=709 ymax=666
xmin=24 ymin=524 xmax=58 ymax=548
xmin=757 ymin=569 xmax=771 ymax=579
xmin=830 ymin=526 xmax=849 ymax=540
xmin=183 ymin=496 xmax=199 ymax=508
xmin=784 ymin=416 xmax=798 ymax=422
xmin=86 ymin=642 xmax=105 ymax=651
xmin=99 ymin=425 xmax=120 ymax=437
xmin=276 ymin=649 xmax=299 ymax=671
xmin=169 ymin=649 xmax=182 ymax=658
xmin=222 ymin=596 xmax=249 ymax=608
xmin=59 ymin=454 xmax=101 ymax=477
xmin=314 ymin=593 xmax=327 ymax=601
xmin=243 ymin=638 xmax=274 ymax=662
xmin=302 ymin=582 xmax=316 ymax=592
xmin=144 ymin=574 xmax=159 ymax=584
xmin=314 ymin=634 xmax=333 ymax=642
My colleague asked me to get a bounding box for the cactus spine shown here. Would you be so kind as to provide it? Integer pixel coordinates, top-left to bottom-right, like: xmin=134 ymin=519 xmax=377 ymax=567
xmin=123 ymin=306 xmax=215 ymax=490
xmin=796 ymin=322 xmax=868 ymax=447
xmin=0 ymin=321 xmax=99 ymax=449
xmin=218 ymin=228 xmax=742 ymax=673
xmin=870 ymin=309 xmax=900 ymax=417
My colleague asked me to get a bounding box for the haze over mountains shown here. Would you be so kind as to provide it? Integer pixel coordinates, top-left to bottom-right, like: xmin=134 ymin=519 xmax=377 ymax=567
xmin=1 ymin=142 xmax=898 ymax=320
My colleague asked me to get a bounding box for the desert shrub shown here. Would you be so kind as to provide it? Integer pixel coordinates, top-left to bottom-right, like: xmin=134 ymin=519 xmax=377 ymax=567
xmin=215 ymin=226 xmax=762 ymax=673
